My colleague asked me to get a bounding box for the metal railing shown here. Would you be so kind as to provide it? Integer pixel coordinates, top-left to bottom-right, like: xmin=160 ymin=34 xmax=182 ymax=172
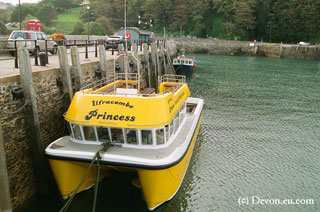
xmin=80 ymin=73 xmax=141 ymax=91
xmin=0 ymin=38 xmax=166 ymax=68
xmin=160 ymin=74 xmax=186 ymax=83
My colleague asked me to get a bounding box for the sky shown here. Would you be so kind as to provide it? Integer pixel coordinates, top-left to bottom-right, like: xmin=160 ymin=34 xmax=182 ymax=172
xmin=1 ymin=0 xmax=41 ymax=5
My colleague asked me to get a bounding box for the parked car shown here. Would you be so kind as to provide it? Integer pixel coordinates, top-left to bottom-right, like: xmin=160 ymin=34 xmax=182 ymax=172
xmin=7 ymin=30 xmax=58 ymax=56
xmin=105 ymin=35 xmax=131 ymax=50
xmin=298 ymin=41 xmax=311 ymax=46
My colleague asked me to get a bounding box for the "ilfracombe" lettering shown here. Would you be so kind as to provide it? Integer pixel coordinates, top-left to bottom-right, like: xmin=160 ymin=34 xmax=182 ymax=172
xmin=92 ymin=100 xmax=134 ymax=108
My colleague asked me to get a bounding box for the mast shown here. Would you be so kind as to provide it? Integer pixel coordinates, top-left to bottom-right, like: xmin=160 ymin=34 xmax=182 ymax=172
xmin=124 ymin=0 xmax=128 ymax=88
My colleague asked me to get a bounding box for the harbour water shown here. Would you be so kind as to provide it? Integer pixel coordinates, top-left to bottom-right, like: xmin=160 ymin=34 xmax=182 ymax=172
xmin=17 ymin=55 xmax=320 ymax=212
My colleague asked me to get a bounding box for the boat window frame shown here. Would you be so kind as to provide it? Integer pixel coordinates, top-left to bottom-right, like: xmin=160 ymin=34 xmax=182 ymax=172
xmin=140 ymin=129 xmax=154 ymax=145
xmin=96 ymin=126 xmax=112 ymax=143
xmin=82 ymin=125 xmax=98 ymax=142
xmin=110 ymin=127 xmax=125 ymax=144
xmin=70 ymin=123 xmax=83 ymax=141
xmin=155 ymin=128 xmax=165 ymax=145
xmin=165 ymin=124 xmax=169 ymax=143
xmin=173 ymin=113 xmax=179 ymax=134
xmin=124 ymin=128 xmax=139 ymax=145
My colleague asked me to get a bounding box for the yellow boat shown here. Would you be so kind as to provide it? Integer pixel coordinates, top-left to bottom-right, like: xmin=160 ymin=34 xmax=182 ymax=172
xmin=45 ymin=66 xmax=204 ymax=210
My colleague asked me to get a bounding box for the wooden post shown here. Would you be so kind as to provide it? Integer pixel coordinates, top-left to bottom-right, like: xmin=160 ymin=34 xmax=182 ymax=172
xmin=58 ymin=46 xmax=74 ymax=100
xmin=150 ymin=43 xmax=158 ymax=91
xmin=142 ymin=43 xmax=151 ymax=88
xmin=0 ymin=123 xmax=12 ymax=212
xmin=165 ymin=48 xmax=176 ymax=74
xmin=71 ymin=46 xmax=83 ymax=92
xmin=280 ymin=42 xmax=283 ymax=58
xmin=132 ymin=44 xmax=138 ymax=70
xmin=98 ymin=45 xmax=107 ymax=78
xmin=160 ymin=44 xmax=165 ymax=76
xmin=18 ymin=48 xmax=49 ymax=196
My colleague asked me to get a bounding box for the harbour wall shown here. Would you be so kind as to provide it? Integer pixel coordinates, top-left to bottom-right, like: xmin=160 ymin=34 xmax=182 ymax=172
xmin=0 ymin=39 xmax=176 ymax=210
xmin=175 ymin=37 xmax=320 ymax=60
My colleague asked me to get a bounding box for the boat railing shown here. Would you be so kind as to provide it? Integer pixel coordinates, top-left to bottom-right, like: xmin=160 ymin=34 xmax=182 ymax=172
xmin=160 ymin=74 xmax=186 ymax=84
xmin=81 ymin=73 xmax=141 ymax=91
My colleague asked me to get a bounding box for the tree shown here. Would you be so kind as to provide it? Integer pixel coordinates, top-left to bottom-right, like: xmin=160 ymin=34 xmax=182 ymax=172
xmin=96 ymin=17 xmax=114 ymax=35
xmin=10 ymin=3 xmax=37 ymax=22
xmin=233 ymin=0 xmax=256 ymax=40
xmin=35 ymin=3 xmax=57 ymax=25
xmin=71 ymin=21 xmax=84 ymax=35
xmin=0 ymin=22 xmax=7 ymax=35
xmin=42 ymin=0 xmax=76 ymax=11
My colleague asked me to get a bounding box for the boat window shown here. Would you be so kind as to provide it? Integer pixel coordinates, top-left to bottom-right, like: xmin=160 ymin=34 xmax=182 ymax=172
xmin=97 ymin=127 xmax=111 ymax=142
xmin=125 ymin=129 xmax=138 ymax=144
xmin=110 ymin=128 xmax=125 ymax=144
xmin=179 ymin=105 xmax=185 ymax=124
xmin=141 ymin=130 xmax=153 ymax=145
xmin=71 ymin=124 xmax=82 ymax=140
xmin=156 ymin=128 xmax=165 ymax=145
xmin=83 ymin=126 xmax=97 ymax=141
xmin=174 ymin=114 xmax=179 ymax=134
xmin=165 ymin=125 xmax=169 ymax=142
xmin=189 ymin=61 xmax=192 ymax=65
xmin=181 ymin=60 xmax=184 ymax=64
xmin=169 ymin=121 xmax=174 ymax=137
xmin=177 ymin=60 xmax=180 ymax=64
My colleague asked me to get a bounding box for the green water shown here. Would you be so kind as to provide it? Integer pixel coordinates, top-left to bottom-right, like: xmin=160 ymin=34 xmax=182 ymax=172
xmin=17 ymin=55 xmax=320 ymax=212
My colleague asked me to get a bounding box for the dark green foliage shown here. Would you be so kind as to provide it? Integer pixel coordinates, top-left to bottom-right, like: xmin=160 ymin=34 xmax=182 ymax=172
xmin=83 ymin=21 xmax=106 ymax=36
xmin=71 ymin=21 xmax=85 ymax=35
xmin=0 ymin=22 xmax=7 ymax=35
xmin=10 ymin=3 xmax=37 ymax=22
xmin=8 ymin=0 xmax=320 ymax=43
xmin=35 ymin=3 xmax=57 ymax=25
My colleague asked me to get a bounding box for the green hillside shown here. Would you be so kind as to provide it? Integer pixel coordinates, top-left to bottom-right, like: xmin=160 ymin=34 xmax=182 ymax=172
xmin=50 ymin=6 xmax=83 ymax=34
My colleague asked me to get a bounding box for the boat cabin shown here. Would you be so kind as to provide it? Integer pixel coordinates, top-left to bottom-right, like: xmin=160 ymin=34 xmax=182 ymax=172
xmin=65 ymin=74 xmax=194 ymax=149
xmin=173 ymin=56 xmax=195 ymax=67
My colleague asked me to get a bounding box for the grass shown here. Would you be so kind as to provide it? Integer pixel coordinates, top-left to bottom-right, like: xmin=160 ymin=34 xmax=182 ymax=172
xmin=50 ymin=6 xmax=83 ymax=34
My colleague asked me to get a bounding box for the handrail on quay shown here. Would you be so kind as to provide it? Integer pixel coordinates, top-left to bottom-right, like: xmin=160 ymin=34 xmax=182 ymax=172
xmin=0 ymin=39 xmax=166 ymax=69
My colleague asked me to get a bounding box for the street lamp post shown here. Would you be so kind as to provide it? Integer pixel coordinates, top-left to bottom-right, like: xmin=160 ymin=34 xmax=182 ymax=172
xmin=19 ymin=0 xmax=21 ymax=30
xmin=87 ymin=5 xmax=90 ymax=41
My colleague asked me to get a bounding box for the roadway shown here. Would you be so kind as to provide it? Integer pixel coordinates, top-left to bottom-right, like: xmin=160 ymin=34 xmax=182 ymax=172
xmin=0 ymin=46 xmax=143 ymax=78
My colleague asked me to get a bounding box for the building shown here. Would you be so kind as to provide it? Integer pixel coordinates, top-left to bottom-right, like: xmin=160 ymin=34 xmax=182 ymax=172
xmin=115 ymin=27 xmax=153 ymax=44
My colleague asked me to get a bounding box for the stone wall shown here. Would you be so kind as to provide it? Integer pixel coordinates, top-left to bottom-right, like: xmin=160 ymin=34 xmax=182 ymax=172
xmin=0 ymin=41 xmax=175 ymax=210
xmin=175 ymin=37 xmax=320 ymax=60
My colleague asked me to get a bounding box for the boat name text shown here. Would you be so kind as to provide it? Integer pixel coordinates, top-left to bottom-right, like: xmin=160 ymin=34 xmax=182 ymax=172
xmin=92 ymin=100 xmax=134 ymax=109
xmin=85 ymin=109 xmax=136 ymax=121
xmin=168 ymin=92 xmax=185 ymax=113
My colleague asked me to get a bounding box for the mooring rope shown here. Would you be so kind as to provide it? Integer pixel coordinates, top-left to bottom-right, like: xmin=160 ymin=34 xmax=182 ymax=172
xmin=0 ymin=99 xmax=30 ymax=115
xmin=59 ymin=142 xmax=113 ymax=212
xmin=52 ymin=91 xmax=67 ymax=101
